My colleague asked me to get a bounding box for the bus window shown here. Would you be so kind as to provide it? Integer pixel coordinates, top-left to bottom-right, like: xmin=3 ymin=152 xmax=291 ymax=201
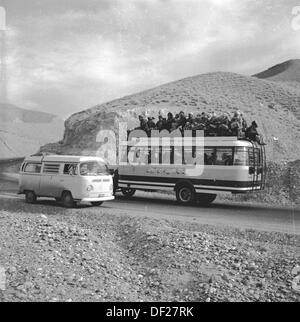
xmin=150 ymin=146 xmax=159 ymax=165
xmin=162 ymin=147 xmax=172 ymax=165
xmin=234 ymin=147 xmax=248 ymax=166
xmin=130 ymin=146 xmax=148 ymax=165
xmin=215 ymin=148 xmax=233 ymax=166
xmin=174 ymin=146 xmax=183 ymax=165
xmin=204 ymin=148 xmax=216 ymax=165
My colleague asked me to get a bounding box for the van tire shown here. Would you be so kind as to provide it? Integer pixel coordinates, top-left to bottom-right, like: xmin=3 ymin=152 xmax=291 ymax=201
xmin=25 ymin=191 xmax=37 ymax=204
xmin=175 ymin=184 xmax=196 ymax=205
xmin=121 ymin=188 xmax=136 ymax=197
xmin=91 ymin=201 xmax=103 ymax=206
xmin=196 ymin=193 xmax=216 ymax=206
xmin=62 ymin=191 xmax=75 ymax=208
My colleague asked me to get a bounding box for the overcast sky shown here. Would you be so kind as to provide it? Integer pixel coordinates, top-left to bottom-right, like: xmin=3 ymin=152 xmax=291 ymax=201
xmin=0 ymin=0 xmax=299 ymax=118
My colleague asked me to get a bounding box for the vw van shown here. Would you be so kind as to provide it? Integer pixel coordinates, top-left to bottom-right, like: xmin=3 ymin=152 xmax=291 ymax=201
xmin=18 ymin=155 xmax=115 ymax=207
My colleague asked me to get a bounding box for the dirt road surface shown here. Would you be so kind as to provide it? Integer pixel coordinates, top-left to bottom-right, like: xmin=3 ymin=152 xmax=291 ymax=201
xmin=0 ymin=188 xmax=299 ymax=235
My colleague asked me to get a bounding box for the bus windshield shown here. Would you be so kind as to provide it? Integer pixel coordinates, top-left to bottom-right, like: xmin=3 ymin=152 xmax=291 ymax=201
xmin=80 ymin=161 xmax=109 ymax=176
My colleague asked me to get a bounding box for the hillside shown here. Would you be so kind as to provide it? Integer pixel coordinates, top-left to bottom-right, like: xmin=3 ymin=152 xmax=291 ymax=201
xmin=253 ymin=59 xmax=300 ymax=85
xmin=0 ymin=104 xmax=64 ymax=158
xmin=40 ymin=71 xmax=300 ymax=162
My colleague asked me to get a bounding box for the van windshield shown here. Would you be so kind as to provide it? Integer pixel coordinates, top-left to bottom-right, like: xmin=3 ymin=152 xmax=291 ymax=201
xmin=80 ymin=161 xmax=109 ymax=176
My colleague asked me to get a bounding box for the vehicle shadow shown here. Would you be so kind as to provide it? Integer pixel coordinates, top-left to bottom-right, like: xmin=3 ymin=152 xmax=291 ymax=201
xmin=0 ymin=196 xmax=108 ymax=216
xmin=115 ymin=194 xmax=300 ymax=215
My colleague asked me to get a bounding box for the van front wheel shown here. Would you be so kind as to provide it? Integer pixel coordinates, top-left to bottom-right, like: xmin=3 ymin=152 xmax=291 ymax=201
xmin=62 ymin=192 xmax=75 ymax=208
xmin=25 ymin=191 xmax=37 ymax=204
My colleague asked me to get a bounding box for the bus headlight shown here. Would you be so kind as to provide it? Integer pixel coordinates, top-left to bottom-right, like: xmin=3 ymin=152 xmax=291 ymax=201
xmin=87 ymin=185 xmax=94 ymax=191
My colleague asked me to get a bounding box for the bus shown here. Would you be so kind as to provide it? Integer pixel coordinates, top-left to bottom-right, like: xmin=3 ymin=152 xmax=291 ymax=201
xmin=113 ymin=134 xmax=266 ymax=205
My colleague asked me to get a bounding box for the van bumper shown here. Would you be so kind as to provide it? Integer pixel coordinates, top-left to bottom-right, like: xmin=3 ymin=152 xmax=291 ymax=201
xmin=80 ymin=196 xmax=115 ymax=202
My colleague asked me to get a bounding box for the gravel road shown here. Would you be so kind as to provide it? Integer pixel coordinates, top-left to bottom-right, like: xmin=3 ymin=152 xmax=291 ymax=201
xmin=0 ymin=191 xmax=299 ymax=302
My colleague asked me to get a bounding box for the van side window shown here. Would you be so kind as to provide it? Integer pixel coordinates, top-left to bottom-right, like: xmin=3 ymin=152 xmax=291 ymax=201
xmin=63 ymin=163 xmax=78 ymax=175
xmin=43 ymin=163 xmax=60 ymax=174
xmin=24 ymin=163 xmax=42 ymax=173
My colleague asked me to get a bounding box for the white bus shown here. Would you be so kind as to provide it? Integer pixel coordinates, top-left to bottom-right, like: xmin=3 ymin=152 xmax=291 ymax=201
xmin=113 ymin=135 xmax=266 ymax=205
xmin=19 ymin=155 xmax=114 ymax=207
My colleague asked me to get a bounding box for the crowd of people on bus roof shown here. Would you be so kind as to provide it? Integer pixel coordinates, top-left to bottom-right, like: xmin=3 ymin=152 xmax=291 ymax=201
xmin=134 ymin=110 xmax=260 ymax=142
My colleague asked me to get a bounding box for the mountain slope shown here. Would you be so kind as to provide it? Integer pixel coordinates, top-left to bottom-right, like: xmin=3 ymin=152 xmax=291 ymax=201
xmin=0 ymin=103 xmax=64 ymax=158
xmin=40 ymin=71 xmax=300 ymax=162
xmin=253 ymin=59 xmax=300 ymax=83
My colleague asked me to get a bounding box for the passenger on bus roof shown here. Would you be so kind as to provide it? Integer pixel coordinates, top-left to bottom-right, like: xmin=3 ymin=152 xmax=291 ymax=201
xmin=245 ymin=121 xmax=259 ymax=141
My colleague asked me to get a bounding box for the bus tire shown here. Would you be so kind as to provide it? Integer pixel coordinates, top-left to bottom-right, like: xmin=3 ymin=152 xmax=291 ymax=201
xmin=62 ymin=191 xmax=75 ymax=208
xmin=91 ymin=201 xmax=103 ymax=206
xmin=25 ymin=190 xmax=37 ymax=204
xmin=175 ymin=184 xmax=196 ymax=205
xmin=196 ymin=193 xmax=216 ymax=206
xmin=121 ymin=188 xmax=136 ymax=197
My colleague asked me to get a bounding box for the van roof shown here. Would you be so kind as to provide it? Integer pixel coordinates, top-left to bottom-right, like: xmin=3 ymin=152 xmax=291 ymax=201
xmin=24 ymin=155 xmax=107 ymax=163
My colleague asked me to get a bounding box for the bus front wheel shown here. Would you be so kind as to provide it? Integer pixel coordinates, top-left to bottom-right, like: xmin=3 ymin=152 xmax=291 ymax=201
xmin=196 ymin=193 xmax=216 ymax=206
xmin=176 ymin=185 xmax=196 ymax=205
xmin=121 ymin=188 xmax=136 ymax=197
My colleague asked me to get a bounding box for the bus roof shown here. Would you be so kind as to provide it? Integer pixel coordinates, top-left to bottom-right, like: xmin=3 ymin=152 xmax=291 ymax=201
xmin=126 ymin=136 xmax=262 ymax=147
xmin=24 ymin=155 xmax=107 ymax=163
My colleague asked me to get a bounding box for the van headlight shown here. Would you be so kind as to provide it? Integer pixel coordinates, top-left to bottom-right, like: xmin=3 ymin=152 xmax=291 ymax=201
xmin=109 ymin=184 xmax=113 ymax=192
xmin=87 ymin=185 xmax=94 ymax=191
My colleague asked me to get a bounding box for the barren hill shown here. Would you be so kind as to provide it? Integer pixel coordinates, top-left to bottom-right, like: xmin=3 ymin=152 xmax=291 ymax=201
xmin=253 ymin=59 xmax=300 ymax=85
xmin=40 ymin=71 xmax=300 ymax=162
xmin=0 ymin=103 xmax=64 ymax=158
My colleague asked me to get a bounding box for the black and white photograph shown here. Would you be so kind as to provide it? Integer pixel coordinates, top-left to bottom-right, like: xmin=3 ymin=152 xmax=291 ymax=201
xmin=0 ymin=0 xmax=299 ymax=306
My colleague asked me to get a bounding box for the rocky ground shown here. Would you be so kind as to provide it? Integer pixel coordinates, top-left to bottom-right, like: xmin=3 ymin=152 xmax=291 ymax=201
xmin=0 ymin=198 xmax=299 ymax=302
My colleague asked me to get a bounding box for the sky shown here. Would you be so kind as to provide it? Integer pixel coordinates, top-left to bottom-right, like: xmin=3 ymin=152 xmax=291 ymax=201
xmin=0 ymin=0 xmax=299 ymax=118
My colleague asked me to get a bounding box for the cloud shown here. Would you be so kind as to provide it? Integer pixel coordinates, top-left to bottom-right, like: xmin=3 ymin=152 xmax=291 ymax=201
xmin=1 ymin=0 xmax=298 ymax=117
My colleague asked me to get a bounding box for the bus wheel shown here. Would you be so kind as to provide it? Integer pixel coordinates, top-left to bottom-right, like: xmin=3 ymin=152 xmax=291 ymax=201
xmin=121 ymin=188 xmax=136 ymax=197
xmin=176 ymin=185 xmax=196 ymax=205
xmin=25 ymin=191 xmax=37 ymax=204
xmin=91 ymin=201 xmax=103 ymax=207
xmin=62 ymin=191 xmax=75 ymax=208
xmin=196 ymin=193 xmax=216 ymax=206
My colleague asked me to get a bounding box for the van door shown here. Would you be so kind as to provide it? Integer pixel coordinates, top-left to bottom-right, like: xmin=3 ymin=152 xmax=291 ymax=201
xmin=21 ymin=162 xmax=42 ymax=193
xmin=39 ymin=163 xmax=62 ymax=197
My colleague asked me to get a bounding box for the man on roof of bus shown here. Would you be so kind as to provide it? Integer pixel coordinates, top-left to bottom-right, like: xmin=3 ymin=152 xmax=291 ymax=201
xmin=245 ymin=121 xmax=259 ymax=141
xmin=165 ymin=112 xmax=175 ymax=131
xmin=177 ymin=111 xmax=187 ymax=128
xmin=147 ymin=117 xmax=156 ymax=131
xmin=138 ymin=115 xmax=149 ymax=132
xmin=156 ymin=115 xmax=165 ymax=131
